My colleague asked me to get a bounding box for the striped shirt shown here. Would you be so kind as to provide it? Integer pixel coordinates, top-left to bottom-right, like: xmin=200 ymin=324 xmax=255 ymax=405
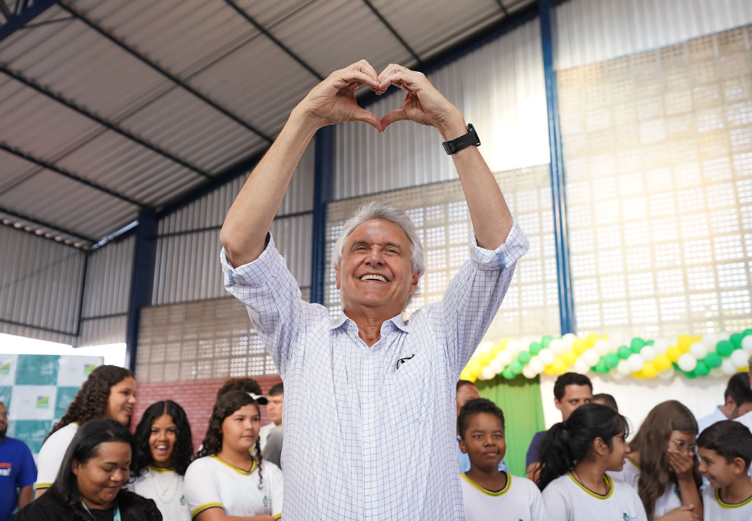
xmin=221 ymin=221 xmax=528 ymax=520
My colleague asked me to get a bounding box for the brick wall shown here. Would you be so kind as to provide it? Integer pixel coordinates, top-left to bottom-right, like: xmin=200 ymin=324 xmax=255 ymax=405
xmin=133 ymin=376 xmax=283 ymax=452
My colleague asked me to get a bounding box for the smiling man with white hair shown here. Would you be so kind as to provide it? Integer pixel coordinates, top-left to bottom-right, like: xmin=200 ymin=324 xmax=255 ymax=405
xmin=219 ymin=60 xmax=528 ymax=521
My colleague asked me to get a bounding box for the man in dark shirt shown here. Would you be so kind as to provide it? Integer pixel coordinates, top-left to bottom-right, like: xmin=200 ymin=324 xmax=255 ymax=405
xmin=0 ymin=402 xmax=36 ymax=521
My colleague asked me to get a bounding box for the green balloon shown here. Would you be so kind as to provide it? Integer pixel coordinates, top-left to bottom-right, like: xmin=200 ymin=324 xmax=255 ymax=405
xmin=704 ymin=352 xmax=722 ymax=368
xmin=542 ymin=336 xmax=553 ymax=348
xmin=502 ymin=368 xmax=515 ymax=380
xmin=510 ymin=361 xmax=523 ymax=374
xmin=604 ymin=353 xmax=620 ymax=369
xmin=683 ymin=370 xmax=697 ymax=379
xmin=695 ymin=360 xmax=710 ymax=377
xmin=617 ymin=346 xmax=632 ymax=359
xmin=731 ymin=333 xmax=743 ymax=350
xmin=631 ymin=338 xmax=646 ymax=352
xmin=519 ymin=351 xmax=532 ymax=364
xmin=595 ymin=360 xmax=609 ymax=373
xmin=530 ymin=342 xmax=542 ymax=355
xmin=717 ymin=340 xmax=734 ymax=357
xmin=744 ymin=329 xmax=752 ymax=337
xmin=672 ymin=362 xmax=680 ymax=371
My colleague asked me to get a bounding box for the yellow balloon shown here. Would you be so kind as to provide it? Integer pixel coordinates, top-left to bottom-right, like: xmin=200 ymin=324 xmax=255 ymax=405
xmin=586 ymin=333 xmax=599 ymax=347
xmin=543 ymin=365 xmax=556 ymax=375
xmin=459 ymin=369 xmax=472 ymax=381
xmin=654 ymin=354 xmax=672 ymax=372
xmin=563 ymin=350 xmax=577 ymax=365
xmin=573 ymin=339 xmax=587 ymax=355
xmin=678 ymin=334 xmax=692 ymax=352
xmin=466 ymin=359 xmax=482 ymax=376
xmin=478 ymin=352 xmax=494 ymax=365
xmin=738 ymin=366 xmax=750 ymax=373
xmin=552 ymin=359 xmax=567 ymax=375
xmin=666 ymin=346 xmax=681 ymax=363
xmin=491 ymin=344 xmax=503 ymax=357
xmin=642 ymin=361 xmax=658 ymax=378
xmin=632 ymin=370 xmax=645 ymax=379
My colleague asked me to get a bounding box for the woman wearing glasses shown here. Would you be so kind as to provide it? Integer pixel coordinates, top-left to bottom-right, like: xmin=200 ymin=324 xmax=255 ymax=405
xmin=610 ymin=400 xmax=703 ymax=521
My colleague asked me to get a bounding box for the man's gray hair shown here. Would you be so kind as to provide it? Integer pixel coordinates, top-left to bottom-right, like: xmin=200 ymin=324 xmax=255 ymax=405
xmin=332 ymin=202 xmax=425 ymax=277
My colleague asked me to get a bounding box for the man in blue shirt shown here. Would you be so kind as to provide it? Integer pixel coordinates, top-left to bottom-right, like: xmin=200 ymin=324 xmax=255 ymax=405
xmin=0 ymin=401 xmax=36 ymax=521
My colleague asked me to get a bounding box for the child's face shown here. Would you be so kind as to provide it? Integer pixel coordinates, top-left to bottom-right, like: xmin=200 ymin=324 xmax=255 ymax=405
xmin=603 ymin=431 xmax=631 ymax=472
xmin=698 ymin=447 xmax=744 ymax=489
xmin=459 ymin=412 xmax=506 ymax=472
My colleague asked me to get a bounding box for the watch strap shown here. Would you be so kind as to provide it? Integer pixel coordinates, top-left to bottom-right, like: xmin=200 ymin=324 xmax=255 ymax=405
xmin=442 ymin=124 xmax=480 ymax=155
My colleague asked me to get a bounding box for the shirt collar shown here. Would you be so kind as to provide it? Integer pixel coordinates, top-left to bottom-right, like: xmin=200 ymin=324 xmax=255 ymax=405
xmin=329 ymin=312 xmax=410 ymax=333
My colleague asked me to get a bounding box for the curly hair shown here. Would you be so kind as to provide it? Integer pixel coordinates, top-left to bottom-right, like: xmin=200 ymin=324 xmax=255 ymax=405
xmin=131 ymin=400 xmax=193 ymax=477
xmin=457 ymin=398 xmax=505 ymax=440
xmin=215 ymin=378 xmax=262 ymax=400
xmin=47 ymin=365 xmax=133 ymax=441
xmin=197 ymin=390 xmax=264 ymax=487
xmin=630 ymin=400 xmax=701 ymax=519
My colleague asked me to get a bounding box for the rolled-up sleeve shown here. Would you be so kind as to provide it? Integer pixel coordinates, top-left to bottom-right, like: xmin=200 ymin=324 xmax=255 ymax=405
xmin=436 ymin=219 xmax=529 ymax=375
xmin=221 ymin=234 xmax=306 ymax=375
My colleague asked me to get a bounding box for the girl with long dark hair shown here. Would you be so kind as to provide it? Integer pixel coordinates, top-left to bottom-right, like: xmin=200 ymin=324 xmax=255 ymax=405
xmin=129 ymin=401 xmax=193 ymax=521
xmin=610 ymin=400 xmax=703 ymax=520
xmin=36 ymin=365 xmax=136 ymax=497
xmin=538 ymin=403 xmax=647 ymax=521
xmin=184 ymin=391 xmax=282 ymax=520
xmin=12 ymin=419 xmax=161 ymax=521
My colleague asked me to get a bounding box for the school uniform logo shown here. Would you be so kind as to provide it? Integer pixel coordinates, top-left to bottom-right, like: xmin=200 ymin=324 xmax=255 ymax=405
xmin=623 ymin=513 xmax=638 ymax=521
xmin=180 ymin=495 xmax=186 ymax=506
xmin=263 ymin=496 xmax=269 ymax=507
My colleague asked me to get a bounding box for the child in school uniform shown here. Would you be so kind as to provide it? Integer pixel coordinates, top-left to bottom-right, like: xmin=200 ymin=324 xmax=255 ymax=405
xmin=184 ymin=391 xmax=283 ymax=521
xmin=697 ymin=421 xmax=752 ymax=521
xmin=457 ymin=398 xmax=550 ymax=521
xmin=537 ymin=403 xmax=648 ymax=521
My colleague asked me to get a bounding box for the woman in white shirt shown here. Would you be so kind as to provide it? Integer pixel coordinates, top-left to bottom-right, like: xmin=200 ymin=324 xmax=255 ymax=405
xmin=129 ymin=400 xmax=193 ymax=521
xmin=184 ymin=390 xmax=283 ymax=521
xmin=538 ymin=403 xmax=648 ymax=521
xmin=35 ymin=365 xmax=136 ymax=497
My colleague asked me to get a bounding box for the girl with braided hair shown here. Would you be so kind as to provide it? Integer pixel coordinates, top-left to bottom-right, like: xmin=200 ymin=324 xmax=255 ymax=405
xmin=35 ymin=365 xmax=136 ymax=497
xmin=184 ymin=390 xmax=283 ymax=521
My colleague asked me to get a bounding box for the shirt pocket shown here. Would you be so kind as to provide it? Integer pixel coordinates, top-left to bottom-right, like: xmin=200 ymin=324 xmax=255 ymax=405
xmin=382 ymin=356 xmax=428 ymax=428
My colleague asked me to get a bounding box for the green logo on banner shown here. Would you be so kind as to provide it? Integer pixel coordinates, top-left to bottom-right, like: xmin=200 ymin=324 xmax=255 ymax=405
xmin=36 ymin=396 xmax=50 ymax=409
xmin=0 ymin=363 xmax=9 ymax=375
xmin=84 ymin=364 xmax=96 ymax=376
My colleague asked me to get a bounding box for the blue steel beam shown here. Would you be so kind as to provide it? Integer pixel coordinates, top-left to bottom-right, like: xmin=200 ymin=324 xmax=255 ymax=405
xmin=310 ymin=126 xmax=333 ymax=305
xmin=124 ymin=211 xmax=157 ymax=373
xmin=539 ymin=0 xmax=576 ymax=335
xmin=0 ymin=0 xmax=58 ymax=44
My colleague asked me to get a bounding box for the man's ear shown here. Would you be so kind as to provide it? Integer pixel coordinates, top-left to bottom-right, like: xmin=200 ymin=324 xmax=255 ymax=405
xmin=554 ymin=398 xmax=562 ymax=412
xmin=732 ymin=456 xmax=747 ymax=476
xmin=726 ymin=395 xmax=736 ymax=408
xmin=335 ymin=265 xmax=341 ymax=290
xmin=408 ymin=271 xmax=419 ymax=296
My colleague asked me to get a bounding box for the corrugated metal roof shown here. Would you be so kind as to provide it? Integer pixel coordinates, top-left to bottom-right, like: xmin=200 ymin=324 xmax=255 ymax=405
xmin=0 ymin=0 xmax=537 ymax=248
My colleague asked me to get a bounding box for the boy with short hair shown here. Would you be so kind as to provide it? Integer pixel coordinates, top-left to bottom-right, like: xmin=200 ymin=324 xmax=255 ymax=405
xmin=697 ymin=420 xmax=752 ymax=520
xmin=458 ymin=398 xmax=550 ymax=521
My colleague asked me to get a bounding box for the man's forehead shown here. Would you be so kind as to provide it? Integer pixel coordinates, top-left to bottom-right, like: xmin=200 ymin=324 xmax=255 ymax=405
xmin=347 ymin=219 xmax=410 ymax=244
xmin=563 ymin=384 xmax=592 ymax=399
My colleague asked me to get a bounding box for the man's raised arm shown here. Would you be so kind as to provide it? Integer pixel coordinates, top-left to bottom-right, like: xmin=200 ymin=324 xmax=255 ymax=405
xmin=220 ymin=60 xmax=383 ymax=267
xmin=377 ymin=64 xmax=513 ymax=250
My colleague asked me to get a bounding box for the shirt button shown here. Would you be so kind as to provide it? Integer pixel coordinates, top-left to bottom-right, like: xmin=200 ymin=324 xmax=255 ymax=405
xmin=368 ymin=490 xmax=374 ymax=497
xmin=365 ymin=437 xmax=373 ymax=444
xmin=363 ymin=394 xmax=372 ymax=401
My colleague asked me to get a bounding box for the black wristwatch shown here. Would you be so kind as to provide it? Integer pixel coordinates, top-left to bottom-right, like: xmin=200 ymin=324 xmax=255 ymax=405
xmin=442 ymin=123 xmax=480 ymax=155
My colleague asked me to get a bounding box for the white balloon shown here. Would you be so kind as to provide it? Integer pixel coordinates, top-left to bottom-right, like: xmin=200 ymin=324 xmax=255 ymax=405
xmin=730 ymin=349 xmax=750 ymax=369
xmin=480 ymin=366 xmax=496 ymax=380
xmin=496 ymin=351 xmax=513 ymax=367
xmin=689 ymin=342 xmax=708 ymax=360
xmin=529 ymin=357 xmax=545 ymax=374
xmin=617 ymin=360 xmax=632 ymax=375
xmin=594 ymin=339 xmax=611 ymax=356
xmin=582 ymin=349 xmax=600 ymax=367
xmin=703 ymin=333 xmax=720 ymax=346
xmin=640 ymin=346 xmax=657 ymax=362
xmin=721 ymin=359 xmax=736 ymax=375
xmin=538 ymin=348 xmax=555 ymax=366
xmin=627 ymin=353 xmax=645 ymax=372
xmin=658 ymin=369 xmax=675 ymax=380
xmin=610 ymin=370 xmax=624 ymax=380
xmin=742 ymin=336 xmax=752 ymax=354
xmin=653 ymin=339 xmax=669 ymax=355
xmin=562 ymin=333 xmax=577 ymax=348
xmin=677 ymin=353 xmax=697 ymax=372
xmin=506 ymin=340 xmax=520 ymax=356
xmin=477 ymin=340 xmax=494 ymax=355
xmin=574 ymin=359 xmax=590 ymax=374
xmin=489 ymin=359 xmax=504 ymax=374
xmin=549 ymin=339 xmax=565 ymax=354
xmin=522 ymin=366 xmax=537 ymax=379
xmin=709 ymin=367 xmax=724 ymax=378
xmin=719 ymin=332 xmax=731 ymax=341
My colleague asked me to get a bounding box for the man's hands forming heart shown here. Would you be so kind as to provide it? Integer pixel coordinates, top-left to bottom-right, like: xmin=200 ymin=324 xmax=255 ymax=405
xmin=296 ymin=60 xmax=463 ymax=137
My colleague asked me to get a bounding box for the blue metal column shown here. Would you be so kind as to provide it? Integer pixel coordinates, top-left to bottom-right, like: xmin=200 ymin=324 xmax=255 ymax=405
xmin=0 ymin=0 xmax=59 ymax=44
xmin=125 ymin=211 xmax=157 ymax=372
xmin=310 ymin=127 xmax=334 ymax=305
xmin=539 ymin=0 xmax=576 ymax=335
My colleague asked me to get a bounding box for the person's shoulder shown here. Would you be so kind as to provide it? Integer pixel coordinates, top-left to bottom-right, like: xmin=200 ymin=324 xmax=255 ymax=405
xmin=541 ymin=473 xmax=570 ymax=494
xmin=734 ymin=410 xmax=752 ymax=430
xmin=2 ymin=436 xmax=31 ymax=451
xmin=185 ymin=455 xmax=216 ymax=476
xmin=509 ymin=474 xmax=542 ymax=496
xmin=260 ymin=459 xmax=282 ymax=474
xmin=43 ymin=423 xmax=79 ymax=447
xmin=11 ymin=494 xmax=60 ymax=520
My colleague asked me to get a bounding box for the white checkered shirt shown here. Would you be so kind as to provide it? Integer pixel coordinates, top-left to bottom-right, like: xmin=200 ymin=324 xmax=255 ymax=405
xmin=221 ymin=221 xmax=528 ymax=521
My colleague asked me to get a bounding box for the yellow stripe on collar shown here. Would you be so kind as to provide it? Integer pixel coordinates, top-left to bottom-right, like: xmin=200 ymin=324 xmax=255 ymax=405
xmin=716 ymin=488 xmax=752 ymax=509
xmin=461 ymin=472 xmax=512 ymax=497
xmin=567 ymin=472 xmax=614 ymax=500
xmin=211 ymin=454 xmax=258 ymax=476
